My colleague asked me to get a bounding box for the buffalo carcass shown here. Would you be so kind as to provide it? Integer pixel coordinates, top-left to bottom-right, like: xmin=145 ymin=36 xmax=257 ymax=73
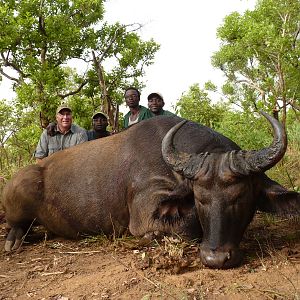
xmin=2 ymin=112 xmax=299 ymax=269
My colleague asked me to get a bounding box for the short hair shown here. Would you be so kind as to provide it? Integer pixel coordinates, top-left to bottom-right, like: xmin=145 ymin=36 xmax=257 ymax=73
xmin=124 ymin=87 xmax=141 ymax=98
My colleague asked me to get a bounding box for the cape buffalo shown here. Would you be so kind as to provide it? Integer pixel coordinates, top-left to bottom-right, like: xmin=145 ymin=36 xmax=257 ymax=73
xmin=1 ymin=112 xmax=299 ymax=269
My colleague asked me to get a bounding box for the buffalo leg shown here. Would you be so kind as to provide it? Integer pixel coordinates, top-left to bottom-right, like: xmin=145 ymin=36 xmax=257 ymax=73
xmin=4 ymin=227 xmax=25 ymax=252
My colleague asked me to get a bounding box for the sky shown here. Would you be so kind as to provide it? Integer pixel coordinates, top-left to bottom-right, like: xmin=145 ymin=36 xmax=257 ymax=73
xmin=0 ymin=0 xmax=256 ymax=112
xmin=104 ymin=0 xmax=257 ymax=111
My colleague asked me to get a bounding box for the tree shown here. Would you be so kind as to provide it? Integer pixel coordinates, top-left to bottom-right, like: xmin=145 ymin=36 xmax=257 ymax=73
xmin=0 ymin=99 xmax=40 ymax=177
xmin=175 ymin=83 xmax=227 ymax=128
xmin=211 ymin=0 xmax=300 ymax=128
xmin=0 ymin=0 xmax=160 ymax=131
xmin=0 ymin=0 xmax=105 ymax=126
xmin=88 ymin=22 xmax=159 ymax=131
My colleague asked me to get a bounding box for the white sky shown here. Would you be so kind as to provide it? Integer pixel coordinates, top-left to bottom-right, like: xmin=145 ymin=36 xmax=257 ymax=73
xmin=0 ymin=0 xmax=256 ymax=111
xmin=104 ymin=0 xmax=256 ymax=111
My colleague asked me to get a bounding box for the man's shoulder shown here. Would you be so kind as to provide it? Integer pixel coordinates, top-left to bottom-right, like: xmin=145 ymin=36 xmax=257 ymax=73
xmin=139 ymin=106 xmax=152 ymax=119
xmin=71 ymin=124 xmax=88 ymax=141
xmin=39 ymin=129 xmax=49 ymax=139
xmin=87 ymin=130 xmax=95 ymax=140
xmin=162 ymin=110 xmax=176 ymax=116
xmin=71 ymin=124 xmax=87 ymax=134
xmin=125 ymin=106 xmax=149 ymax=116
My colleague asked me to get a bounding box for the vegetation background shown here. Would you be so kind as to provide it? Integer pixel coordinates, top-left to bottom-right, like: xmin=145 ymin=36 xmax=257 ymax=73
xmin=0 ymin=1 xmax=299 ymax=298
xmin=0 ymin=0 xmax=299 ymax=193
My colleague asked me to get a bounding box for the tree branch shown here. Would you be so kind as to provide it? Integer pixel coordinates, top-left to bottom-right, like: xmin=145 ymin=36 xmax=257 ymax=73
xmin=98 ymin=27 xmax=123 ymax=64
xmin=288 ymin=99 xmax=300 ymax=111
xmin=1 ymin=52 xmax=26 ymax=80
xmin=293 ymin=24 xmax=300 ymax=49
xmin=0 ymin=68 xmax=20 ymax=83
xmin=124 ymin=22 xmax=143 ymax=33
xmin=57 ymin=80 xmax=88 ymax=99
xmin=97 ymin=23 xmax=143 ymax=64
xmin=235 ymin=78 xmax=266 ymax=102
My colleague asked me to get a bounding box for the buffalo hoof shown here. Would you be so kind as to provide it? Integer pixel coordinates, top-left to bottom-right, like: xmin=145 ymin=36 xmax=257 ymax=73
xmin=4 ymin=227 xmax=25 ymax=252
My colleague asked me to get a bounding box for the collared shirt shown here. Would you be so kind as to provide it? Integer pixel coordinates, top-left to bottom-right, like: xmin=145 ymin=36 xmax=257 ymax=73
xmin=35 ymin=124 xmax=88 ymax=159
xmin=123 ymin=105 xmax=153 ymax=128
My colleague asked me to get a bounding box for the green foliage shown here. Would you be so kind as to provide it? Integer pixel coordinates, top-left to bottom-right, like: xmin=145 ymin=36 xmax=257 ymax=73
xmin=0 ymin=0 xmax=160 ymax=131
xmin=175 ymin=85 xmax=273 ymax=150
xmin=217 ymin=110 xmax=273 ymax=149
xmin=0 ymin=0 xmax=106 ymax=124
xmin=175 ymin=83 xmax=227 ymax=128
xmin=212 ymin=0 xmax=300 ymax=125
xmin=0 ymin=100 xmax=14 ymax=147
xmin=0 ymin=99 xmax=40 ymax=179
xmin=204 ymin=81 xmax=217 ymax=92
xmin=268 ymin=118 xmax=300 ymax=190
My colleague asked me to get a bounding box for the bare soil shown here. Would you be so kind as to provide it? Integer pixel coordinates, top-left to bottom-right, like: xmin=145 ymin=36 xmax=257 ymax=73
xmin=0 ymin=213 xmax=299 ymax=300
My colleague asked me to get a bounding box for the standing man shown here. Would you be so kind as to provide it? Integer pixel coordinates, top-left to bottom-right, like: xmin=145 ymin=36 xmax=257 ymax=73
xmin=147 ymin=92 xmax=175 ymax=116
xmin=87 ymin=112 xmax=111 ymax=140
xmin=35 ymin=104 xmax=88 ymax=162
xmin=123 ymin=87 xmax=152 ymax=128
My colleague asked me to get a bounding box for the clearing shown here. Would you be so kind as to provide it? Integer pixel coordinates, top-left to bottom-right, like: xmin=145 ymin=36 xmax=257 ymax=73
xmin=0 ymin=213 xmax=299 ymax=300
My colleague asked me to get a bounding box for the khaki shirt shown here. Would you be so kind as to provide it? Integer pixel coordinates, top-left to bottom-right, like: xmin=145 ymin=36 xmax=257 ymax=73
xmin=35 ymin=124 xmax=88 ymax=159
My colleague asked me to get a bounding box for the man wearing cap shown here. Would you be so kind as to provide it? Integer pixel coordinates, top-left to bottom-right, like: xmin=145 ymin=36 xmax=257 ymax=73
xmin=123 ymin=87 xmax=152 ymax=128
xmin=147 ymin=92 xmax=175 ymax=117
xmin=35 ymin=104 xmax=88 ymax=162
xmin=87 ymin=112 xmax=111 ymax=140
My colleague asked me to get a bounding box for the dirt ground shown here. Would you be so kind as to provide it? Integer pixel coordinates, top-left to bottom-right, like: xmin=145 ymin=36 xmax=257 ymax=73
xmin=0 ymin=213 xmax=299 ymax=300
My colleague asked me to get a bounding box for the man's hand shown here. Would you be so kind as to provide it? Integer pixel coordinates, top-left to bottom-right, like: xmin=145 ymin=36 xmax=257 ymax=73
xmin=46 ymin=122 xmax=57 ymax=136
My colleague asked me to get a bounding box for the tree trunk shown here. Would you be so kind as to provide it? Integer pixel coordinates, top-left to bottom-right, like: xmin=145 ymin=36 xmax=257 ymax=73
xmin=92 ymin=51 xmax=118 ymax=131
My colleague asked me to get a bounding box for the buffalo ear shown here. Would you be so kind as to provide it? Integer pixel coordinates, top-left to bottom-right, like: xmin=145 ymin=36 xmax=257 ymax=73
xmin=257 ymin=177 xmax=300 ymax=216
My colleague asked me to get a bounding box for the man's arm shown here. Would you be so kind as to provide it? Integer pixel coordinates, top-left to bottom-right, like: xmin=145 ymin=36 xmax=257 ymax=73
xmin=140 ymin=106 xmax=154 ymax=121
xmin=46 ymin=122 xmax=57 ymax=136
xmin=123 ymin=113 xmax=129 ymax=129
xmin=77 ymin=129 xmax=88 ymax=144
xmin=34 ymin=130 xmax=49 ymax=162
xmin=163 ymin=110 xmax=176 ymax=116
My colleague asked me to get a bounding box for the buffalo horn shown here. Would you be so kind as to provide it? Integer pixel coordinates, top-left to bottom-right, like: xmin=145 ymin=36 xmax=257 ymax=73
xmin=162 ymin=111 xmax=287 ymax=178
xmin=231 ymin=111 xmax=287 ymax=174
xmin=162 ymin=120 xmax=207 ymax=178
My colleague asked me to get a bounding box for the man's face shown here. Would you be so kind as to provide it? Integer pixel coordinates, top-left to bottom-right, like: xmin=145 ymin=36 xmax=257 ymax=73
xmin=148 ymin=96 xmax=164 ymax=114
xmin=93 ymin=117 xmax=108 ymax=132
xmin=125 ymin=89 xmax=140 ymax=108
xmin=56 ymin=109 xmax=72 ymax=132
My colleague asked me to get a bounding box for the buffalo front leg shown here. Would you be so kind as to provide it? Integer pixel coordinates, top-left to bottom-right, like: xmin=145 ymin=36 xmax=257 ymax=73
xmin=5 ymin=227 xmax=25 ymax=252
xmin=128 ymin=192 xmax=171 ymax=238
xmin=129 ymin=185 xmax=201 ymax=241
